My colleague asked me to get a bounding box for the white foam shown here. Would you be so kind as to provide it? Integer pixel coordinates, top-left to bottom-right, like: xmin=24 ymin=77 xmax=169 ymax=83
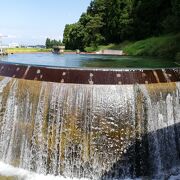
xmin=1 ymin=161 xmax=180 ymax=180
xmin=0 ymin=161 xmax=87 ymax=180
xmin=169 ymin=175 xmax=180 ymax=180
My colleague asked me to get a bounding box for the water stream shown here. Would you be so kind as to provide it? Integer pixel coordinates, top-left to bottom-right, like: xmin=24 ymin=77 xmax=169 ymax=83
xmin=0 ymin=77 xmax=179 ymax=179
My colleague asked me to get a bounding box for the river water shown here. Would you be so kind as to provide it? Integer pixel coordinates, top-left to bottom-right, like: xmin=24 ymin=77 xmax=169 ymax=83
xmin=0 ymin=53 xmax=179 ymax=68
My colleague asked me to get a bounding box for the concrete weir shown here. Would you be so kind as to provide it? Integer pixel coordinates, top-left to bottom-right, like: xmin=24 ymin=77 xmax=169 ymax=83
xmin=0 ymin=62 xmax=180 ymax=179
xmin=0 ymin=63 xmax=179 ymax=84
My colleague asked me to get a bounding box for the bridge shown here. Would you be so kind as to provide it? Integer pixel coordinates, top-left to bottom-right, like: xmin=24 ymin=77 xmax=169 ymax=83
xmin=52 ymin=46 xmax=65 ymax=54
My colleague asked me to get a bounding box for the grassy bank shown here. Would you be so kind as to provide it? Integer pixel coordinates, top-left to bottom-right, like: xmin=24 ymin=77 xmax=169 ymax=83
xmin=6 ymin=48 xmax=51 ymax=54
xmin=86 ymin=34 xmax=180 ymax=62
xmin=123 ymin=34 xmax=180 ymax=61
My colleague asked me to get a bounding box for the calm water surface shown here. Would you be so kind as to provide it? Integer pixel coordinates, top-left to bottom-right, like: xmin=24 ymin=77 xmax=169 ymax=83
xmin=0 ymin=53 xmax=179 ymax=68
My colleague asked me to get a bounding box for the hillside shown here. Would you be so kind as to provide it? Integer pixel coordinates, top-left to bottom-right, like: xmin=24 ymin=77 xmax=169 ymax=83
xmin=63 ymin=0 xmax=180 ymax=54
xmin=123 ymin=34 xmax=180 ymax=61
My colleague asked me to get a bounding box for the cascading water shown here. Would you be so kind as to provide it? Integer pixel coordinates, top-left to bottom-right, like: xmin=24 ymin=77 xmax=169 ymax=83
xmin=0 ymin=77 xmax=180 ymax=179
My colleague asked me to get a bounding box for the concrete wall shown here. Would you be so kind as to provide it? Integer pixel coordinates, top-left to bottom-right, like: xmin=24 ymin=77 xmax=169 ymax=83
xmin=97 ymin=49 xmax=123 ymax=55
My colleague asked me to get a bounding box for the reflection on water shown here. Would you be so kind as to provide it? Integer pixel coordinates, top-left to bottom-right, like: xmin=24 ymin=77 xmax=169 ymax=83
xmin=0 ymin=53 xmax=179 ymax=68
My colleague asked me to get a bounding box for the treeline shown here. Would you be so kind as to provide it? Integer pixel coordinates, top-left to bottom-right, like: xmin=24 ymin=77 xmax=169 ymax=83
xmin=45 ymin=38 xmax=63 ymax=48
xmin=63 ymin=0 xmax=180 ymax=50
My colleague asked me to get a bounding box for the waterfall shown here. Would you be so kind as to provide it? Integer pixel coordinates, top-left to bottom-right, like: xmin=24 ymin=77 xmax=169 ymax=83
xmin=0 ymin=77 xmax=179 ymax=179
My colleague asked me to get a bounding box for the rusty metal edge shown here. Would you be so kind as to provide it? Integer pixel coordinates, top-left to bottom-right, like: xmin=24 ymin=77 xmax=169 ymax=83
xmin=0 ymin=63 xmax=179 ymax=85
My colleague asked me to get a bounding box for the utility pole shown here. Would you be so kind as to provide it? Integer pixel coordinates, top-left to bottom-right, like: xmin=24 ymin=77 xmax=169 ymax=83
xmin=0 ymin=35 xmax=8 ymax=47
xmin=0 ymin=35 xmax=8 ymax=55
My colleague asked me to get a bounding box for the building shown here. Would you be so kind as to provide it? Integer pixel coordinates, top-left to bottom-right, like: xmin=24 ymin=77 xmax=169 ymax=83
xmin=9 ymin=43 xmax=20 ymax=48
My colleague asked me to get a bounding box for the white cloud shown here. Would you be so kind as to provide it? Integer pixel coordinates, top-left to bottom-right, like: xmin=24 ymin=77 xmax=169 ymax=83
xmin=7 ymin=35 xmax=17 ymax=38
xmin=0 ymin=33 xmax=17 ymax=38
xmin=31 ymin=35 xmax=53 ymax=39
xmin=0 ymin=33 xmax=7 ymax=37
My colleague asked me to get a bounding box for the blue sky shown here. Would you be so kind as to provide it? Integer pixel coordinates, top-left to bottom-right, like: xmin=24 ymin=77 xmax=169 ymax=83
xmin=0 ymin=0 xmax=91 ymax=45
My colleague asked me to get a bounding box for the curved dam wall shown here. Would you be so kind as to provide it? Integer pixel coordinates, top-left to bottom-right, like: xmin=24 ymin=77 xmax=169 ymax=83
xmin=0 ymin=64 xmax=180 ymax=179
xmin=0 ymin=63 xmax=180 ymax=84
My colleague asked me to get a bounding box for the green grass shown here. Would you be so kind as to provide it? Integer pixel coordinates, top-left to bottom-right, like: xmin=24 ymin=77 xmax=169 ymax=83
xmin=84 ymin=43 xmax=127 ymax=52
xmin=7 ymin=48 xmax=51 ymax=54
xmin=175 ymin=52 xmax=180 ymax=62
xmin=99 ymin=41 xmax=131 ymax=51
xmin=123 ymin=34 xmax=180 ymax=59
xmin=7 ymin=48 xmax=77 ymax=54
xmin=88 ymin=34 xmax=180 ymax=61
xmin=64 ymin=49 xmax=76 ymax=52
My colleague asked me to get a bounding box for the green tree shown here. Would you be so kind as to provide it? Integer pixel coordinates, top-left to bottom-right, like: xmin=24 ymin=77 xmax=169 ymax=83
xmin=132 ymin=0 xmax=172 ymax=39
xmin=45 ymin=38 xmax=51 ymax=49
xmin=62 ymin=0 xmax=180 ymax=50
xmin=83 ymin=15 xmax=105 ymax=47
xmin=46 ymin=38 xmax=62 ymax=48
xmin=63 ymin=23 xmax=85 ymax=50
xmin=104 ymin=0 xmax=134 ymax=43
xmin=163 ymin=0 xmax=180 ymax=32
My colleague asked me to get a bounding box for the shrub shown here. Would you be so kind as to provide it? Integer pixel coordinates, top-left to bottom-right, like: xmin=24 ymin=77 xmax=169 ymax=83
xmin=175 ymin=52 xmax=180 ymax=62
